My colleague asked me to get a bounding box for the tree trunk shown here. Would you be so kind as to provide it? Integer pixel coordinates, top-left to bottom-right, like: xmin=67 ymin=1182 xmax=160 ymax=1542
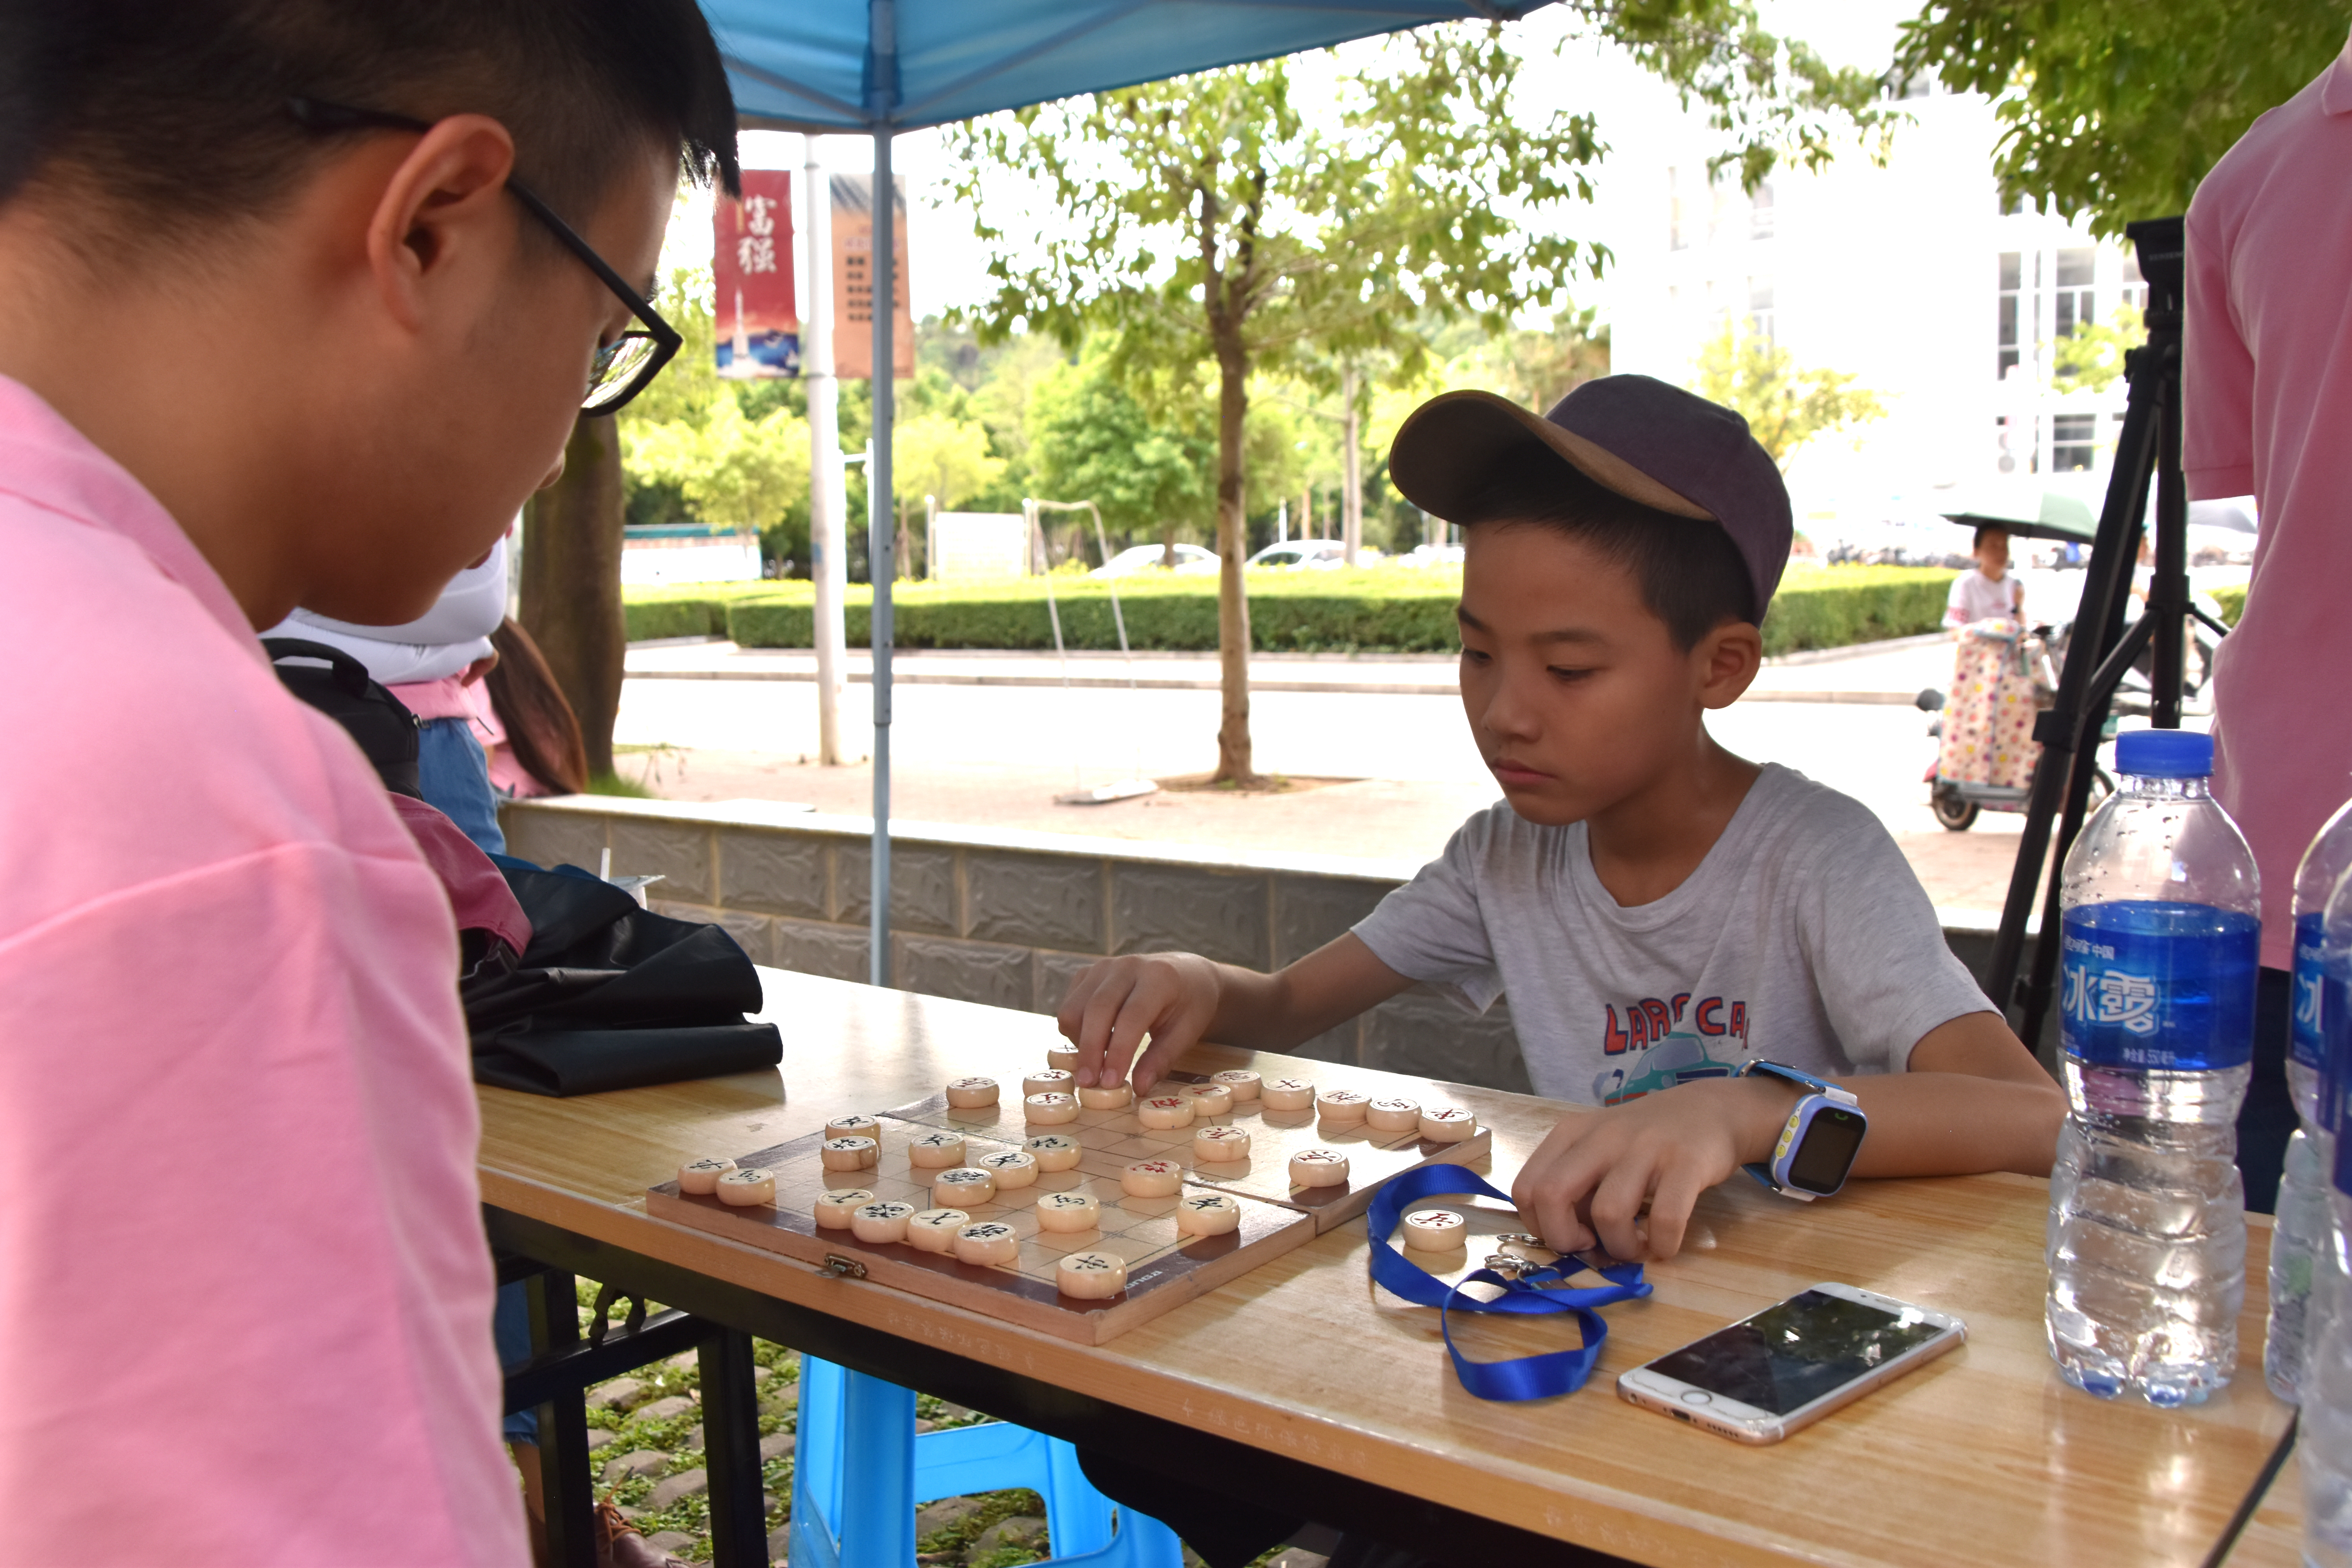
xmin=520 ymin=414 xmax=626 ymax=780
xmin=1212 ymin=336 xmax=1254 ymax=783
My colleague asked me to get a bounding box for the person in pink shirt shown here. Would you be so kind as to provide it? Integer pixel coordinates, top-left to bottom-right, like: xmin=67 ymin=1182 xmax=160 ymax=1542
xmin=2186 ymin=24 xmax=2352 ymax=1209
xmin=0 ymin=3 xmax=737 ymax=1562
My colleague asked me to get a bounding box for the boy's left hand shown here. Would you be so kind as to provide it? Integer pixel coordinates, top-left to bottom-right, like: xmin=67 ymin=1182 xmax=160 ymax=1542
xmin=1510 ymin=1079 xmax=1790 ymax=1261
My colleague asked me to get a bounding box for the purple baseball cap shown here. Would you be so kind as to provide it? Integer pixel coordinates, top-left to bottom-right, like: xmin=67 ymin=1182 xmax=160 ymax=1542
xmin=1387 ymin=374 xmax=1794 ymax=619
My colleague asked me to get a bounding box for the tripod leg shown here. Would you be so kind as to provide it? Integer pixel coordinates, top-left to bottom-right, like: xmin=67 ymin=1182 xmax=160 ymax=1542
xmin=2149 ymin=361 xmax=2189 ymax=729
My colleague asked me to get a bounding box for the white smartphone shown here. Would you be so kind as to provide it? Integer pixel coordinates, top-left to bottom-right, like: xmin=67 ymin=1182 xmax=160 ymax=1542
xmin=1617 ymin=1282 xmax=1965 ymax=1443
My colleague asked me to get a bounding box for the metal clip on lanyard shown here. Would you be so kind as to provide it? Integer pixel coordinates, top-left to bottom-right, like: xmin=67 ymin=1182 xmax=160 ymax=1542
xmin=1365 ymin=1164 xmax=1651 ymax=1402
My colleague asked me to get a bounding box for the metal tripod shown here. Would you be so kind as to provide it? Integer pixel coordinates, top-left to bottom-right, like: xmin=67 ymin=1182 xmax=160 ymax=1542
xmin=1981 ymin=216 xmax=2237 ymax=1050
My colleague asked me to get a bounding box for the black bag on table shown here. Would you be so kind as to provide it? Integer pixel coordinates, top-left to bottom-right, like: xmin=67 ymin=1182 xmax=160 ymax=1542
xmin=464 ymin=860 xmax=782 ymax=1097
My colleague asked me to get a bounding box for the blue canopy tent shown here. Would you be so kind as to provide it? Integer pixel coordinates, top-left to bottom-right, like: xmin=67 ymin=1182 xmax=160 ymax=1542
xmin=699 ymin=0 xmax=1549 ymax=985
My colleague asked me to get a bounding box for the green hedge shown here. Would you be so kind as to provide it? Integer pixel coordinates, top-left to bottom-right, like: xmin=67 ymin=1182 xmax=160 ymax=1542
xmin=625 ymin=565 xmax=1957 ymax=657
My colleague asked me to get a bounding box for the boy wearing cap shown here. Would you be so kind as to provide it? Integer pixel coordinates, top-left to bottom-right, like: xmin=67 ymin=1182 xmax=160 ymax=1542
xmin=1060 ymin=376 xmax=2066 ymax=1262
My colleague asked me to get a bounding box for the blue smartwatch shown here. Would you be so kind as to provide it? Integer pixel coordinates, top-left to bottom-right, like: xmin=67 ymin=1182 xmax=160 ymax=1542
xmin=1735 ymin=1061 xmax=1868 ymax=1201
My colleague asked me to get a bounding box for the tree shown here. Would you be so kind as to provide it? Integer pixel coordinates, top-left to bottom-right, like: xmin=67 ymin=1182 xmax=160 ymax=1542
xmin=625 ymin=394 xmax=812 ymax=536
xmin=954 ymin=14 xmax=1882 ymax=781
xmin=893 ymin=412 xmax=1007 ymax=514
xmin=1892 ymin=0 xmax=2345 ymax=234
xmin=1027 ymin=352 xmax=1214 ymax=565
xmin=1690 ymin=321 xmax=1885 ymax=466
xmin=521 ymin=417 xmax=626 ymax=781
xmin=2050 ymin=303 xmax=2145 ymax=394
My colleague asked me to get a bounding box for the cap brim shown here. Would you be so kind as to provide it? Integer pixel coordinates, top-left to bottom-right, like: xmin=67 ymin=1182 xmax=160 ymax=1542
xmin=1388 ymin=389 xmax=1714 ymax=524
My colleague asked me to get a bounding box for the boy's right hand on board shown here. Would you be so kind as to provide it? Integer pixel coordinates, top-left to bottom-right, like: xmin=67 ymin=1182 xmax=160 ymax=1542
xmin=1055 ymin=953 xmax=1223 ymax=1093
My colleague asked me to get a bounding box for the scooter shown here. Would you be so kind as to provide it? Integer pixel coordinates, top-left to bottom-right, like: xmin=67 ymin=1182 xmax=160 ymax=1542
xmin=1916 ymin=618 xmax=2113 ymax=831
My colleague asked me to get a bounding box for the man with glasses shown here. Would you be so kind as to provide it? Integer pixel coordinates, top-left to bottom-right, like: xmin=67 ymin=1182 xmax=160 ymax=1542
xmin=0 ymin=2 xmax=734 ymax=1559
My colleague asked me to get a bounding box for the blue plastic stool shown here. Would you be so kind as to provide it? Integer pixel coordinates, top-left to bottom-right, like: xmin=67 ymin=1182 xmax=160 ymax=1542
xmin=789 ymin=1356 xmax=1184 ymax=1568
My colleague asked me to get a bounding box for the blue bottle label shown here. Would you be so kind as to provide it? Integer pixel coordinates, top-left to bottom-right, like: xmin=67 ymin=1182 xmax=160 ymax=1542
xmin=2060 ymin=901 xmax=2260 ymax=1072
xmin=2295 ymin=910 xmax=2328 ymax=1071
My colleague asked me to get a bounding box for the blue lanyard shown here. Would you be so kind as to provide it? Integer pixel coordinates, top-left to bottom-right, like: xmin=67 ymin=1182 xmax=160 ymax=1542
xmin=1365 ymin=1164 xmax=1651 ymax=1402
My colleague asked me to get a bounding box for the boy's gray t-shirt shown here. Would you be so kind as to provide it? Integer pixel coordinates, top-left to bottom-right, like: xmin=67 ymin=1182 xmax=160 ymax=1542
xmin=1352 ymin=763 xmax=1995 ymax=1104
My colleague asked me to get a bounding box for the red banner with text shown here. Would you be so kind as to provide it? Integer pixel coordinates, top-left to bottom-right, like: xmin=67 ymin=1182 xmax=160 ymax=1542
xmin=713 ymin=170 xmax=799 ymax=379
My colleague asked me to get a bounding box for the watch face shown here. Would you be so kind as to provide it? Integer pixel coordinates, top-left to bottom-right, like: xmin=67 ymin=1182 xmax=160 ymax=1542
xmin=1788 ymin=1105 xmax=1867 ymax=1195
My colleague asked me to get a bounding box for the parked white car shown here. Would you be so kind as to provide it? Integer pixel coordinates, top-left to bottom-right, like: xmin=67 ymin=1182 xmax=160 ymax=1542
xmin=1090 ymin=543 xmax=1219 ymax=578
xmin=1394 ymin=543 xmax=1465 ymax=568
xmin=1246 ymin=539 xmax=1351 ymax=569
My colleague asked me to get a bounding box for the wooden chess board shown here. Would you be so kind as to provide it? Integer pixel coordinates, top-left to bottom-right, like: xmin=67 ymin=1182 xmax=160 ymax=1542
xmin=646 ymin=1114 xmax=1314 ymax=1344
xmin=887 ymin=1065 xmax=1491 ymax=1234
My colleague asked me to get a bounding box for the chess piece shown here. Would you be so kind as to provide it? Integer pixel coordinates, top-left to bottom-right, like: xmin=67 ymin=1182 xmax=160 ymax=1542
xmin=1210 ymin=1069 xmax=1261 ymax=1102
xmin=1024 ymin=1093 xmax=1080 ymax=1126
xmin=1193 ymin=1125 xmax=1250 ymax=1163
xmin=1402 ymin=1209 xmax=1469 ymax=1252
xmin=907 ymin=1131 xmax=967 ymax=1169
xmin=1047 ymin=1043 xmax=1080 ymax=1072
xmin=1288 ymin=1149 xmax=1348 ymax=1189
xmin=1025 ymin=1134 xmax=1082 ymax=1171
xmin=953 ymin=1220 xmax=1020 ymax=1266
xmin=945 ymin=1076 xmax=1000 ymax=1109
xmin=1022 ymin=1069 xmax=1074 ymax=1097
xmin=977 ymin=1149 xmax=1038 ymax=1188
xmin=1034 ymin=1191 xmax=1101 ymax=1233
xmin=814 ymin=1188 xmax=875 ymax=1229
xmin=932 ymin=1166 xmax=996 ymax=1206
xmin=850 ymin=1201 xmax=916 ymax=1243
xmin=820 ymin=1136 xmax=878 ymax=1172
xmin=1418 ymin=1106 xmax=1476 ymax=1143
xmin=824 ymin=1114 xmax=881 ymax=1139
xmin=1136 ymin=1095 xmax=1195 ymax=1131
xmin=677 ymin=1157 xmax=735 ymax=1195
xmin=1121 ymin=1159 xmax=1183 ymax=1198
xmin=1077 ymin=1083 xmax=1132 ymax=1111
xmin=1176 ymin=1191 xmax=1243 ymax=1238
xmin=1056 ymin=1250 xmax=1126 ymax=1299
xmin=1180 ymin=1083 xmax=1233 ymax=1117
xmin=1261 ymin=1078 xmax=1315 ymax=1111
xmin=906 ymin=1208 xmax=970 ymax=1253
xmin=1316 ymin=1088 xmax=1370 ymax=1125
xmin=1366 ymin=1097 xmax=1421 ymax=1134
xmin=715 ymin=1167 xmax=777 ymax=1207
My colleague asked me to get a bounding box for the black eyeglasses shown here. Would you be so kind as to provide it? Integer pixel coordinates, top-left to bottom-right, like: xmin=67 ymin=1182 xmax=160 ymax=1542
xmin=287 ymin=97 xmax=680 ymax=415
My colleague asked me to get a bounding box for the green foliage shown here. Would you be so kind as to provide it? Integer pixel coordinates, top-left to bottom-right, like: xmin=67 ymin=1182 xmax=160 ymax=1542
xmin=626 ymin=393 xmax=813 ymax=534
xmin=668 ymin=564 xmax=1955 ymax=656
xmin=893 ymin=410 xmax=1007 ymax=512
xmin=1892 ymin=0 xmax=2345 ymax=236
xmin=2050 ymin=303 xmax=2147 ymax=394
xmin=2212 ymin=583 xmax=2245 ymax=628
xmin=585 ymin=770 xmax=657 ymax=799
xmin=1690 ymin=321 xmax=1886 ymax=466
xmin=1759 ymin=568 xmax=1955 ymax=654
xmin=1028 ymin=351 xmax=1215 ymax=538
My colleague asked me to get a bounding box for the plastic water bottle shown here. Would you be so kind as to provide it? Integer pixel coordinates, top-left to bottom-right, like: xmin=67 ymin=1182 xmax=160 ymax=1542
xmin=2266 ymin=800 xmax=2352 ymax=1401
xmin=2301 ymin=867 xmax=2352 ymax=1564
xmin=2045 ymin=729 xmax=2260 ymax=1405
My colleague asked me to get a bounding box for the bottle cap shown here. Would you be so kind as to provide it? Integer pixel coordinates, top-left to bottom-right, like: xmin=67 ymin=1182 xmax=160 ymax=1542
xmin=2116 ymin=728 xmax=2213 ymax=779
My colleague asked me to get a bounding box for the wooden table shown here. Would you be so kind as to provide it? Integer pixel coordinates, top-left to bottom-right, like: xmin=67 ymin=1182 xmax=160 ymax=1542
xmin=481 ymin=969 xmax=2298 ymax=1567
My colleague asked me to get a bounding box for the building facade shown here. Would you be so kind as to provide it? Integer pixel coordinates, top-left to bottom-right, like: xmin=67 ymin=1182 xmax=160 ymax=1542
xmin=1606 ymin=76 xmax=2146 ymax=549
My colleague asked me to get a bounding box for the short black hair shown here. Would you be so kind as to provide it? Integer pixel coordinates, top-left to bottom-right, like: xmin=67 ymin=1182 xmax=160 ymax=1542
xmin=1972 ymin=524 xmax=2010 ymax=552
xmin=1455 ymin=444 xmax=1758 ymax=650
xmin=0 ymin=0 xmax=739 ymax=252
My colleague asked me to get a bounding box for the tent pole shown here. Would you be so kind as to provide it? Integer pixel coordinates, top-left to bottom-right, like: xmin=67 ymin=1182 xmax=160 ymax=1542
xmin=867 ymin=0 xmax=897 ymax=988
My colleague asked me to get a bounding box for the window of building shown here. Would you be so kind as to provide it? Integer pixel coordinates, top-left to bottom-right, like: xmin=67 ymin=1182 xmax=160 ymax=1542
xmin=1750 ymin=180 xmax=1775 ymax=241
xmin=1747 ymin=279 xmax=1775 ymax=344
xmin=2054 ymin=248 xmax=2096 ymax=337
xmin=2051 ymin=413 xmax=2098 ymax=472
xmin=1998 ymin=251 xmax=2023 ymax=376
xmin=2120 ymin=249 xmax=2147 ymax=314
xmin=1669 ymin=167 xmax=1687 ymax=251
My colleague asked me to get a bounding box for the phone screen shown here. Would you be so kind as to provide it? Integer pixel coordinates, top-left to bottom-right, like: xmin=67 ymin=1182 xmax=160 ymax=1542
xmin=1646 ymin=1289 xmax=1946 ymax=1415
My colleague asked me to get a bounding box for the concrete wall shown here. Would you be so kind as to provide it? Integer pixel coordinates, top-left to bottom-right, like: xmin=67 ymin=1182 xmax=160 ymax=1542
xmin=499 ymin=797 xmax=1537 ymax=1093
xmin=500 ymin=797 xmax=2053 ymax=1092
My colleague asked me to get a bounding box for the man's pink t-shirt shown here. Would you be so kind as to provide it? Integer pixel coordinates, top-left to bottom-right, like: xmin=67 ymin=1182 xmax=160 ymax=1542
xmin=0 ymin=377 xmax=526 ymax=1563
xmin=2187 ymin=29 xmax=2352 ymax=969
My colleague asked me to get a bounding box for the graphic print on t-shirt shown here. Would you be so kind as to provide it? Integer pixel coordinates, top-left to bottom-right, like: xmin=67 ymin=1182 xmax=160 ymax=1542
xmin=1591 ymin=992 xmax=1753 ymax=1105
